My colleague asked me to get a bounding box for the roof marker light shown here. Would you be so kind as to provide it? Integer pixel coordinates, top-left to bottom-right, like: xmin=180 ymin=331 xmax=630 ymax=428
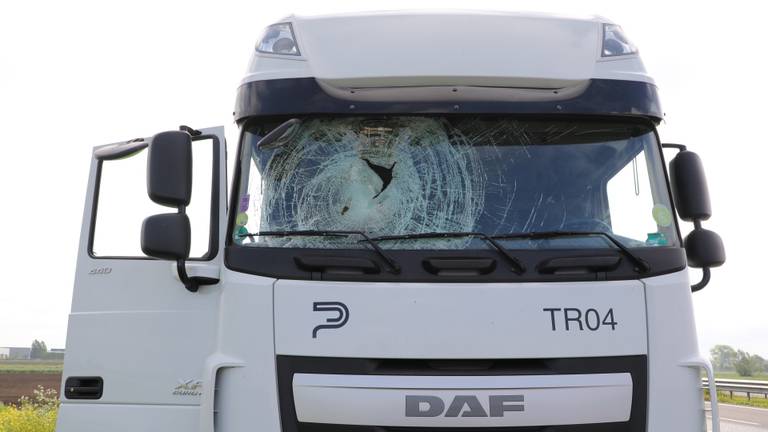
xmin=602 ymin=24 xmax=638 ymax=57
xmin=257 ymin=23 xmax=300 ymax=56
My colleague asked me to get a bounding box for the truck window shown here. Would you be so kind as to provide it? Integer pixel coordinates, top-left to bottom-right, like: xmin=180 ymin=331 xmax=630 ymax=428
xmin=91 ymin=138 xmax=214 ymax=258
xmin=606 ymin=150 xmax=662 ymax=245
xmin=233 ymin=117 xmax=679 ymax=250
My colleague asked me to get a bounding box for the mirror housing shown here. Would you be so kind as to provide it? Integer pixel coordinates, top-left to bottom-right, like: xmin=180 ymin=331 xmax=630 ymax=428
xmin=668 ymin=150 xmax=711 ymax=221
xmin=140 ymin=127 xmax=217 ymax=293
xmin=141 ymin=213 xmax=191 ymax=260
xmin=147 ymin=131 xmax=192 ymax=207
xmin=684 ymin=228 xmax=725 ymax=269
xmin=663 ymin=144 xmax=725 ymax=291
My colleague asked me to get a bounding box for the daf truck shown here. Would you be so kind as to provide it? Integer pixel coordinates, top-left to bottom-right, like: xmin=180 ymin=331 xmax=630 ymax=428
xmin=57 ymin=11 xmax=726 ymax=432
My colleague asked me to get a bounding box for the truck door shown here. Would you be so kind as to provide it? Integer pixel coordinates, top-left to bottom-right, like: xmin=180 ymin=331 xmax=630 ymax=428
xmin=56 ymin=127 xmax=227 ymax=431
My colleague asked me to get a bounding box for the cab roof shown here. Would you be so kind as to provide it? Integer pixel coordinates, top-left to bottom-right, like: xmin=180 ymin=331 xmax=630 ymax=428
xmin=241 ymin=10 xmax=652 ymax=89
xmin=234 ymin=11 xmax=661 ymax=122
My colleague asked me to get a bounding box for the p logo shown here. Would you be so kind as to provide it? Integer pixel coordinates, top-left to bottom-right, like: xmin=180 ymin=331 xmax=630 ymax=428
xmin=312 ymin=301 xmax=349 ymax=338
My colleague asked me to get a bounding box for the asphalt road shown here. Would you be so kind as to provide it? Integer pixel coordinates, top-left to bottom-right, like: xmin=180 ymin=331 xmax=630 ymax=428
xmin=707 ymin=403 xmax=768 ymax=432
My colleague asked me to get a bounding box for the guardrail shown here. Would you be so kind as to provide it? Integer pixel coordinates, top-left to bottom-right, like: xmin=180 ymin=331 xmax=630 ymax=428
xmin=703 ymin=378 xmax=768 ymax=400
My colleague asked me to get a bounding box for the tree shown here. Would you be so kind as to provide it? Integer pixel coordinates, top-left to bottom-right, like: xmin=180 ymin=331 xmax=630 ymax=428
xmin=734 ymin=350 xmax=763 ymax=377
xmin=710 ymin=345 xmax=737 ymax=371
xmin=752 ymin=355 xmax=767 ymax=373
xmin=30 ymin=340 xmax=48 ymax=360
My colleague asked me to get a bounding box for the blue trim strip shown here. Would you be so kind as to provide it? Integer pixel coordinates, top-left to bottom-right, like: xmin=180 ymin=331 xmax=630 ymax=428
xmin=234 ymin=78 xmax=662 ymax=121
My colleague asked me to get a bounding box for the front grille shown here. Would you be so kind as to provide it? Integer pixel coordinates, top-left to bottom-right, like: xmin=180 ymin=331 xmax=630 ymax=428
xmin=276 ymin=355 xmax=647 ymax=432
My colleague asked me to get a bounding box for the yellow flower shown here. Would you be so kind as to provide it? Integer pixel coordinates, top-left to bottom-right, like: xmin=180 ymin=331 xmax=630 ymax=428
xmin=0 ymin=387 xmax=59 ymax=432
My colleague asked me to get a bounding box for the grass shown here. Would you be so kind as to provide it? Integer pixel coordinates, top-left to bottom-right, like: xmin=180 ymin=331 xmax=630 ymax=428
xmin=713 ymin=371 xmax=768 ymax=381
xmin=704 ymin=372 xmax=768 ymax=409
xmin=0 ymin=387 xmax=58 ymax=432
xmin=0 ymin=362 xmax=63 ymax=374
xmin=705 ymin=389 xmax=768 ymax=409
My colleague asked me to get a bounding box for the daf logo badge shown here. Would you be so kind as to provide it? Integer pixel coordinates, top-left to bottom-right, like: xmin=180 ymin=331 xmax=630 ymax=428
xmin=405 ymin=395 xmax=525 ymax=417
xmin=312 ymin=301 xmax=349 ymax=338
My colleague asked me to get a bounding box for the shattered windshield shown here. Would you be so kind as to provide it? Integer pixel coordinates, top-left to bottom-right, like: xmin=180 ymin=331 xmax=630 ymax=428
xmin=233 ymin=116 xmax=679 ymax=249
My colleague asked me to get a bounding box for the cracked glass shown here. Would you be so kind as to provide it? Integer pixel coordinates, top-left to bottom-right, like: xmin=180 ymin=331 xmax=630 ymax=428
xmin=233 ymin=116 xmax=679 ymax=250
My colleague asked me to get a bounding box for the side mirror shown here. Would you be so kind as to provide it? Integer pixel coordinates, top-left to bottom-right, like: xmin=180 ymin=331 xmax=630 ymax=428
xmin=147 ymin=131 xmax=192 ymax=207
xmin=664 ymin=144 xmax=726 ymax=291
xmin=141 ymin=128 xmax=209 ymax=292
xmin=141 ymin=213 xmax=190 ymax=260
xmin=668 ymin=150 xmax=711 ymax=221
xmin=685 ymin=228 xmax=725 ymax=269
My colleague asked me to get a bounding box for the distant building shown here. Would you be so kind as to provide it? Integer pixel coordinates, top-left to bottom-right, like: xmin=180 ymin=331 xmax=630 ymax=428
xmin=48 ymin=348 xmax=66 ymax=360
xmin=0 ymin=347 xmax=32 ymax=360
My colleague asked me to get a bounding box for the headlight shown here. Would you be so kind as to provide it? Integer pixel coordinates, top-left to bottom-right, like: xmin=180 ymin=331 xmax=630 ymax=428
xmin=602 ymin=23 xmax=638 ymax=57
xmin=257 ymin=23 xmax=300 ymax=56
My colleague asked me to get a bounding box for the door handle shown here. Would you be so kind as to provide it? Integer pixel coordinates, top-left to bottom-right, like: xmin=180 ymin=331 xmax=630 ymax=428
xmin=64 ymin=376 xmax=103 ymax=400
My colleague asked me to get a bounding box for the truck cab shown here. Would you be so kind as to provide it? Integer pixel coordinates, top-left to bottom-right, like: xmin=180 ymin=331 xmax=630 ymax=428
xmin=57 ymin=11 xmax=725 ymax=432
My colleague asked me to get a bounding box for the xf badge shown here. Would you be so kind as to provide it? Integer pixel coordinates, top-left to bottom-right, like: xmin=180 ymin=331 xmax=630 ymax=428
xmin=172 ymin=379 xmax=202 ymax=396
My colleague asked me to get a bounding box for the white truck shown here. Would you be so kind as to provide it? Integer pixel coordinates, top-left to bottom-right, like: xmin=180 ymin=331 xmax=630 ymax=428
xmin=57 ymin=11 xmax=726 ymax=432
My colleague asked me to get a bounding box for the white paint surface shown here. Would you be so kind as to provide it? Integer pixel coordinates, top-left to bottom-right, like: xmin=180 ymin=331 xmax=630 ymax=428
xmin=275 ymin=279 xmax=647 ymax=358
xmin=241 ymin=11 xmax=652 ymax=87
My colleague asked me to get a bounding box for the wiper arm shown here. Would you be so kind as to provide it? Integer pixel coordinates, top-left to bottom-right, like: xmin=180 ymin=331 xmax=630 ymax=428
xmin=367 ymin=232 xmax=525 ymax=274
xmin=239 ymin=230 xmax=401 ymax=274
xmin=491 ymin=231 xmax=650 ymax=273
xmin=256 ymin=118 xmax=301 ymax=149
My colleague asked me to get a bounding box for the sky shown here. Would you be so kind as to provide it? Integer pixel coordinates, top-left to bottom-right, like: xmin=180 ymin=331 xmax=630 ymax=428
xmin=0 ymin=0 xmax=765 ymax=357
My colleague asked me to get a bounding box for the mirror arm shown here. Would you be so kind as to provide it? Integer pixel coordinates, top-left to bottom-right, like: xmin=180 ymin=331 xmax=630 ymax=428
xmin=689 ymin=217 xmax=708 ymax=292
xmin=689 ymin=218 xmax=717 ymax=292
xmin=662 ymin=143 xmax=687 ymax=152
xmin=179 ymin=125 xmax=202 ymax=136
xmin=691 ymin=267 xmax=711 ymax=292
xmin=172 ymin=205 xmax=198 ymax=293
xmin=172 ymin=206 xmax=219 ymax=292
xmin=176 ymin=259 xmax=199 ymax=293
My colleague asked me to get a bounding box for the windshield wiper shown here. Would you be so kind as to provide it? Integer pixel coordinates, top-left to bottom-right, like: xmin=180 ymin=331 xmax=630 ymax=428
xmin=491 ymin=231 xmax=650 ymax=273
xmin=239 ymin=230 xmax=401 ymax=274
xmin=256 ymin=118 xmax=302 ymax=149
xmin=366 ymin=232 xmax=525 ymax=274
